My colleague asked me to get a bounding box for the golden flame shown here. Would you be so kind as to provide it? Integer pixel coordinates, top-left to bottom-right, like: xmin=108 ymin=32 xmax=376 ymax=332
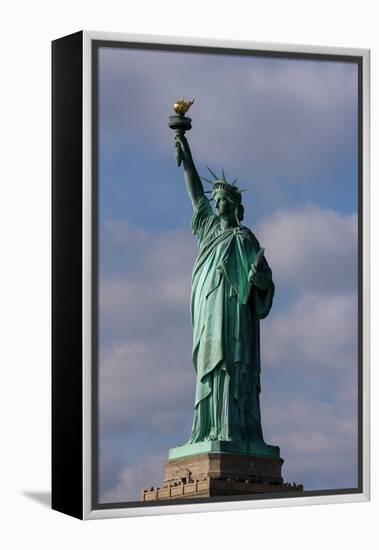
xmin=173 ymin=98 xmax=195 ymax=115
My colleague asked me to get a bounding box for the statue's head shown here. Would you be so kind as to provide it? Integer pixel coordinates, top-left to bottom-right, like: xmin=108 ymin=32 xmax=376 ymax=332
xmin=201 ymin=168 xmax=245 ymax=222
xmin=212 ymin=186 xmax=244 ymax=222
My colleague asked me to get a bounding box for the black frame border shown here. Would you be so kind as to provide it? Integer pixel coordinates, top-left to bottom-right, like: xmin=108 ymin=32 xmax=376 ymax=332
xmin=52 ymin=31 xmax=84 ymax=519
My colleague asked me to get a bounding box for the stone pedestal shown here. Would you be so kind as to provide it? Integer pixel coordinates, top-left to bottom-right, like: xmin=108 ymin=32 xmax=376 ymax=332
xmin=141 ymin=451 xmax=303 ymax=501
xmin=168 ymin=439 xmax=280 ymax=460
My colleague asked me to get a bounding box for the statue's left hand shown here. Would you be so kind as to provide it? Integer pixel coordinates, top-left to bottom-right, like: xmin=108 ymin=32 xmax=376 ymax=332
xmin=248 ymin=267 xmax=268 ymax=290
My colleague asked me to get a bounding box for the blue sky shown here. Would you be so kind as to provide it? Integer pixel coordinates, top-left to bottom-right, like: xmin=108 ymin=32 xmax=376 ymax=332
xmin=97 ymin=45 xmax=358 ymax=502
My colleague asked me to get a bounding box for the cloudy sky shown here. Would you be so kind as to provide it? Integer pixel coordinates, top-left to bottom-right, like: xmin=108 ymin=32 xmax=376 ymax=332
xmin=96 ymin=45 xmax=359 ymax=503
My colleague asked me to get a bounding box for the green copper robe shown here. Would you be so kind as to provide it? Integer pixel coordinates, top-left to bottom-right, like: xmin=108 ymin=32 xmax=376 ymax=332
xmin=188 ymin=197 xmax=275 ymax=444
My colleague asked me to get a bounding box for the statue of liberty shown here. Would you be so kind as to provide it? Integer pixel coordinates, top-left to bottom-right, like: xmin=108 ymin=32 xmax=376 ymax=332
xmin=168 ymin=100 xmax=278 ymax=459
xmin=141 ymin=102 xmax=303 ymax=501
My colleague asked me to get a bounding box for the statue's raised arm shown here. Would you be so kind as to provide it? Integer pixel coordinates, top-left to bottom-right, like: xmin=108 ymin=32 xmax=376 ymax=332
xmin=168 ymin=98 xmax=205 ymax=209
xmin=175 ymin=134 xmax=205 ymax=209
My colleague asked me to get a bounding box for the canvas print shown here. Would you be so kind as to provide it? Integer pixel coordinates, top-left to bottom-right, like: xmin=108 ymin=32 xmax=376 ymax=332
xmin=94 ymin=43 xmax=360 ymax=506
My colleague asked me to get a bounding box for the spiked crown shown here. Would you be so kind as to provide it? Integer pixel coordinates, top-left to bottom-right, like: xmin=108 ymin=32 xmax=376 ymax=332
xmin=201 ymin=167 xmax=245 ymax=204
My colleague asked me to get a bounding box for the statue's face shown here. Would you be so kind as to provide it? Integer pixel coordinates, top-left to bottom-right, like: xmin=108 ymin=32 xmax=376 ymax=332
xmin=214 ymin=190 xmax=234 ymax=217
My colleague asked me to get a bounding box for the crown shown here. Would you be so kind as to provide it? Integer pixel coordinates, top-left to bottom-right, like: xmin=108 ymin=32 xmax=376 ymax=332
xmin=201 ymin=167 xmax=245 ymax=203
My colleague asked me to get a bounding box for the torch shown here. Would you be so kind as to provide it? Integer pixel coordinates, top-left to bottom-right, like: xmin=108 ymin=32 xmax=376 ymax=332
xmin=168 ymin=98 xmax=195 ymax=166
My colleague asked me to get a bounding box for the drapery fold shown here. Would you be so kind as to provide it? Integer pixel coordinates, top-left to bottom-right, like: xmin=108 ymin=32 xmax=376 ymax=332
xmin=188 ymin=197 xmax=275 ymax=443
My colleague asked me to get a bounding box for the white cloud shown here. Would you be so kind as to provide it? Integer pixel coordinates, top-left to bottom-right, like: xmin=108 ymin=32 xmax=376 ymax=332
xmin=261 ymin=396 xmax=357 ymax=490
xmin=100 ymin=221 xmax=196 ymax=340
xmin=99 ymin=48 xmax=357 ymax=178
xmin=256 ymin=205 xmax=357 ymax=293
xmin=99 ymin=446 xmax=123 ymax=496
xmin=100 ymin=452 xmax=166 ymax=503
xmin=262 ymin=290 xmax=357 ymax=371
xmin=99 ymin=338 xmax=194 ymax=435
